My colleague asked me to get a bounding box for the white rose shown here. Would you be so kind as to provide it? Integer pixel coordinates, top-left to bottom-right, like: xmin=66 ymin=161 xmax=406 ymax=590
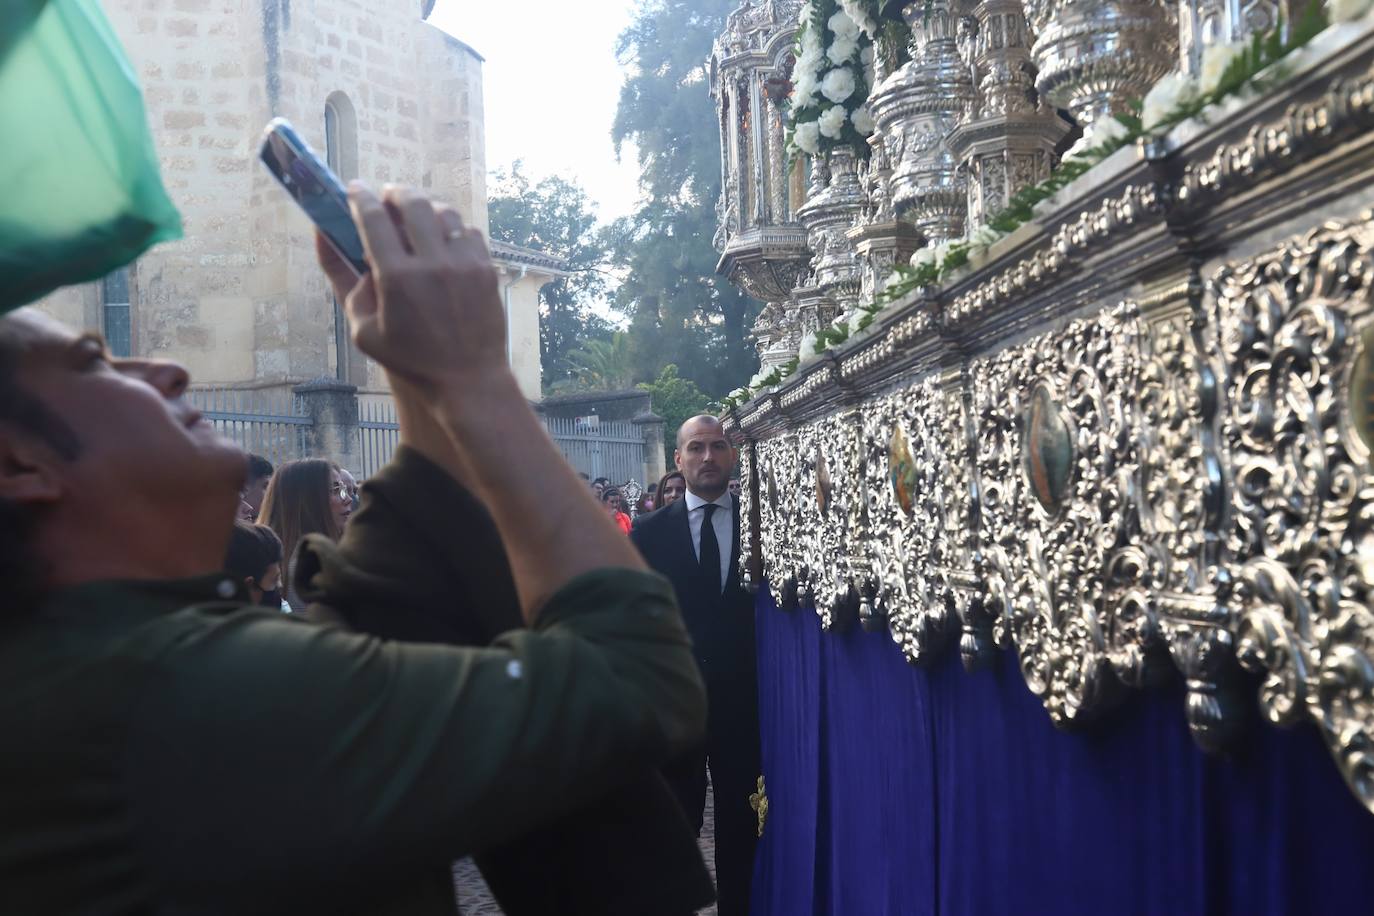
xmin=827 ymin=10 xmax=860 ymax=40
xmin=827 ymin=36 xmax=858 ymax=65
xmin=818 ymin=104 xmax=848 ymax=138
xmin=798 ymin=331 xmax=822 ymax=365
xmin=1329 ymin=0 xmax=1374 ymax=21
xmin=794 ymin=121 xmax=822 ymax=154
xmin=793 ymin=70 xmax=820 ymax=106
xmin=851 ymin=106 xmax=875 ymax=136
xmin=860 ymin=46 xmax=875 ymax=66
xmin=910 ymin=247 xmax=937 ymax=269
xmin=821 ymin=66 xmax=857 ymax=104
xmin=1199 ymin=40 xmax=1245 ymax=96
xmin=933 ymin=240 xmax=955 ymax=265
xmin=1065 ymin=113 xmax=1131 ymax=160
xmin=1141 ymin=71 xmax=1196 ymax=130
xmin=838 ymin=0 xmax=878 ymax=36
xmin=729 ymin=387 xmax=749 ymax=400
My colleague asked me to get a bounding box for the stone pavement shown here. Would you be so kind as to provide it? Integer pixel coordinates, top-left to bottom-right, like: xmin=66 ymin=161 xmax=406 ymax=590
xmin=453 ymin=785 xmax=719 ymax=916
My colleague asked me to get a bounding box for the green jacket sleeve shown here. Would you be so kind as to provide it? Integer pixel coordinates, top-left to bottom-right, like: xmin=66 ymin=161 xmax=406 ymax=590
xmin=292 ymin=446 xmax=716 ymax=916
xmin=294 ymin=445 xmax=523 ymax=645
xmin=120 ymin=571 xmax=707 ymax=912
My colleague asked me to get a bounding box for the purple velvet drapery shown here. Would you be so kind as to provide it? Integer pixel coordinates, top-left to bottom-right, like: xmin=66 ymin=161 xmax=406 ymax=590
xmin=750 ymin=585 xmax=1374 ymax=915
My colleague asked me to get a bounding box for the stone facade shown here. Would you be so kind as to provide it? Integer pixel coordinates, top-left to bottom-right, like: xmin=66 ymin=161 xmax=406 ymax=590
xmin=36 ymin=0 xmax=553 ymax=402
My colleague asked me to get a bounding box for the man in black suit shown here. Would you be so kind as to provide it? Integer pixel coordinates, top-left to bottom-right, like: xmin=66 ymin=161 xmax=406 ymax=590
xmin=632 ymin=415 xmax=760 ymax=916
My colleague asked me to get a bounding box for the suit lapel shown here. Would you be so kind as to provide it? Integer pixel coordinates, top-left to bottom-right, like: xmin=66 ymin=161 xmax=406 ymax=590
xmin=670 ymin=498 xmax=698 ymax=585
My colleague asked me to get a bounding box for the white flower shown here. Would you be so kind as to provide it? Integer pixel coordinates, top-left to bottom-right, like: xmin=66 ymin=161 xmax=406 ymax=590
xmin=1066 ymin=114 xmax=1130 ymax=160
xmin=827 ymin=10 xmax=861 ymax=40
xmin=793 ymin=70 xmax=820 ymax=106
xmin=821 ymin=66 xmax=856 ymax=104
xmin=837 ymin=0 xmax=879 ymax=37
xmin=1199 ymin=40 xmax=1246 ymax=96
xmin=730 ymin=387 xmax=749 ymax=400
xmin=1329 ymin=0 xmax=1374 ymax=22
xmin=933 ymin=240 xmax=956 ymax=266
xmin=851 ymin=106 xmax=875 ymax=136
xmin=860 ymin=46 xmax=875 ymax=67
xmin=798 ymin=331 xmax=822 ymax=365
xmin=827 ymin=36 xmax=858 ymax=65
xmin=793 ymin=121 xmax=821 ymax=154
xmin=1141 ymin=71 xmax=1196 ymax=131
xmin=818 ymin=104 xmax=848 ymax=138
xmin=910 ymin=247 xmax=937 ymax=269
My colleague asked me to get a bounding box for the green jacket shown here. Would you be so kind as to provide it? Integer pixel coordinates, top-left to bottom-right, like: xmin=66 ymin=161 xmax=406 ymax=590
xmin=0 ymin=448 xmax=714 ymax=914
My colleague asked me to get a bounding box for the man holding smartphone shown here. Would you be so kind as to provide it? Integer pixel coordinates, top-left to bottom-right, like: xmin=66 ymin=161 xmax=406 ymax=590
xmin=0 ymin=185 xmax=714 ymax=914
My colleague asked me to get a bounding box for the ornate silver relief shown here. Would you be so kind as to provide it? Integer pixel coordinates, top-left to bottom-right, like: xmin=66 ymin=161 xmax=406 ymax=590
xmin=1212 ymin=215 xmax=1374 ymax=815
xmin=973 ymin=304 xmax=1164 ymax=725
xmin=1023 ymin=0 xmax=1178 ymax=129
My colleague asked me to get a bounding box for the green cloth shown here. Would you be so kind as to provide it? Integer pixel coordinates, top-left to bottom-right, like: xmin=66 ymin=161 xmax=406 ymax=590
xmin=0 ymin=0 xmax=182 ymax=311
xmin=0 ymin=456 xmax=710 ymax=913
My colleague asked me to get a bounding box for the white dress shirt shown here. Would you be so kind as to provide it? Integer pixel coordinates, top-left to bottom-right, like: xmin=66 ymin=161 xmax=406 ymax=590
xmin=684 ymin=488 xmax=734 ymax=592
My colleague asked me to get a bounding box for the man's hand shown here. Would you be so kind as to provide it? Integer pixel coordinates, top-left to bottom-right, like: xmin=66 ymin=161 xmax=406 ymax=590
xmin=315 ymin=184 xmax=508 ymax=390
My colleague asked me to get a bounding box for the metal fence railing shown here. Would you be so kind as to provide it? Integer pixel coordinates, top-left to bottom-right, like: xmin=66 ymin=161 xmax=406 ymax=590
xmin=541 ymin=415 xmax=644 ymax=484
xmin=358 ymin=394 xmax=401 ymax=479
xmin=187 ymin=386 xmax=309 ymax=468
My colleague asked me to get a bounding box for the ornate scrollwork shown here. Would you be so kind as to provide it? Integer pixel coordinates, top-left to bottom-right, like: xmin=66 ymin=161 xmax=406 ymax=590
xmin=973 ymin=303 xmax=1160 ymax=725
xmin=1212 ymin=215 xmax=1374 ymax=814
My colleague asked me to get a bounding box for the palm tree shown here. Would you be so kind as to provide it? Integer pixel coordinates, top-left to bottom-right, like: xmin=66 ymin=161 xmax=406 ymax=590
xmin=553 ymin=332 xmax=638 ymax=391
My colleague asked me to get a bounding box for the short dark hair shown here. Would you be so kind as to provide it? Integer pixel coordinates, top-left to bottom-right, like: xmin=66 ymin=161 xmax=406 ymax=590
xmin=246 ymin=454 xmax=273 ymax=482
xmin=0 ymin=318 xmax=82 ymax=616
xmin=601 ymin=487 xmax=621 ymax=502
xmin=224 ymin=521 xmax=283 ymax=585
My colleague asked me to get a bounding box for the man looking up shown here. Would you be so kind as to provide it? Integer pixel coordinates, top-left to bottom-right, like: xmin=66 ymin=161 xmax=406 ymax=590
xmin=632 ymin=415 xmax=762 ymax=916
xmin=0 ymin=185 xmax=711 ymax=915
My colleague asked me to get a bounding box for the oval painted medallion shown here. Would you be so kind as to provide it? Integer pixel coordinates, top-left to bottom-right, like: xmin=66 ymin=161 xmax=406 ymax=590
xmin=1022 ymin=381 xmax=1074 ymax=514
xmin=889 ymin=424 xmax=918 ymax=515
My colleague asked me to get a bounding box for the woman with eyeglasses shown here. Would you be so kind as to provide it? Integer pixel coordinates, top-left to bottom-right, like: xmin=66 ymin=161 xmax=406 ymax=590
xmin=258 ymin=458 xmax=354 ymax=612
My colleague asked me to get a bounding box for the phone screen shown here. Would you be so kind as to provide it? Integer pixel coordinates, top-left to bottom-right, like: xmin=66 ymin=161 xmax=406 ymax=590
xmin=259 ymin=119 xmax=368 ymax=276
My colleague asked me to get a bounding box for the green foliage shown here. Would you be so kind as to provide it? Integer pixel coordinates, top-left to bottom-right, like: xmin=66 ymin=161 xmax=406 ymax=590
xmin=555 ymin=331 xmax=638 ymax=392
xmin=638 ymin=363 xmax=713 ymax=452
xmin=611 ymin=0 xmax=762 ymax=399
xmin=486 ymin=163 xmax=617 ymax=389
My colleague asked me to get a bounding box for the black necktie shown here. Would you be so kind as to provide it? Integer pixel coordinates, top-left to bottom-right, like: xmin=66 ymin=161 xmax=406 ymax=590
xmin=699 ymin=503 xmax=721 ymax=593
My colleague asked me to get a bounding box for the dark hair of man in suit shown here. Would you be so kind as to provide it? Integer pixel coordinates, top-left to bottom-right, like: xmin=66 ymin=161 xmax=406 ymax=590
xmin=674 ymin=415 xmax=736 ymax=501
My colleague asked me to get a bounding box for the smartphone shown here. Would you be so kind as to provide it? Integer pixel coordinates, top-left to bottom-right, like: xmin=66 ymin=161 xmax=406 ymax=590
xmin=258 ymin=117 xmax=368 ymax=277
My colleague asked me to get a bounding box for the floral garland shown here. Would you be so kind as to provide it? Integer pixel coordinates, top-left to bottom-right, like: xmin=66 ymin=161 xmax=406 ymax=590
xmin=786 ymin=0 xmax=879 ymax=159
xmin=721 ymin=5 xmax=1344 ymax=414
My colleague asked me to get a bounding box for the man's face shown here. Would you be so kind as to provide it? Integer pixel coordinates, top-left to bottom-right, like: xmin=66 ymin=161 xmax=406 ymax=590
xmin=2 ymin=309 xmax=245 ymax=522
xmin=242 ymin=474 xmax=270 ymax=516
xmin=728 ymin=479 xmax=741 ymax=498
xmin=675 ymin=417 xmax=736 ymax=498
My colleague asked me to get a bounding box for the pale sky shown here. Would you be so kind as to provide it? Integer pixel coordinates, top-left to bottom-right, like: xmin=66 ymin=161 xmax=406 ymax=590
xmin=428 ymin=0 xmax=644 ymax=225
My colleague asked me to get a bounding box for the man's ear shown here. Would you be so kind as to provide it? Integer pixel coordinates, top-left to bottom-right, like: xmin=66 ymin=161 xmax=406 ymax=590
xmin=0 ymin=429 xmax=63 ymax=505
xmin=674 ymin=449 xmax=684 ymax=472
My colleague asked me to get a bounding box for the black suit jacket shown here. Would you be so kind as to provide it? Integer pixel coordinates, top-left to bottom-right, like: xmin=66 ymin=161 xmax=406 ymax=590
xmin=631 ymin=497 xmax=756 ymax=699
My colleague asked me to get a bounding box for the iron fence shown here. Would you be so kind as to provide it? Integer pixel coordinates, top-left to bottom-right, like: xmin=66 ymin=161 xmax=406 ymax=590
xmin=541 ymin=415 xmax=644 ymax=484
xmin=358 ymin=394 xmax=401 ymax=479
xmin=187 ymin=386 xmax=309 ymax=468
